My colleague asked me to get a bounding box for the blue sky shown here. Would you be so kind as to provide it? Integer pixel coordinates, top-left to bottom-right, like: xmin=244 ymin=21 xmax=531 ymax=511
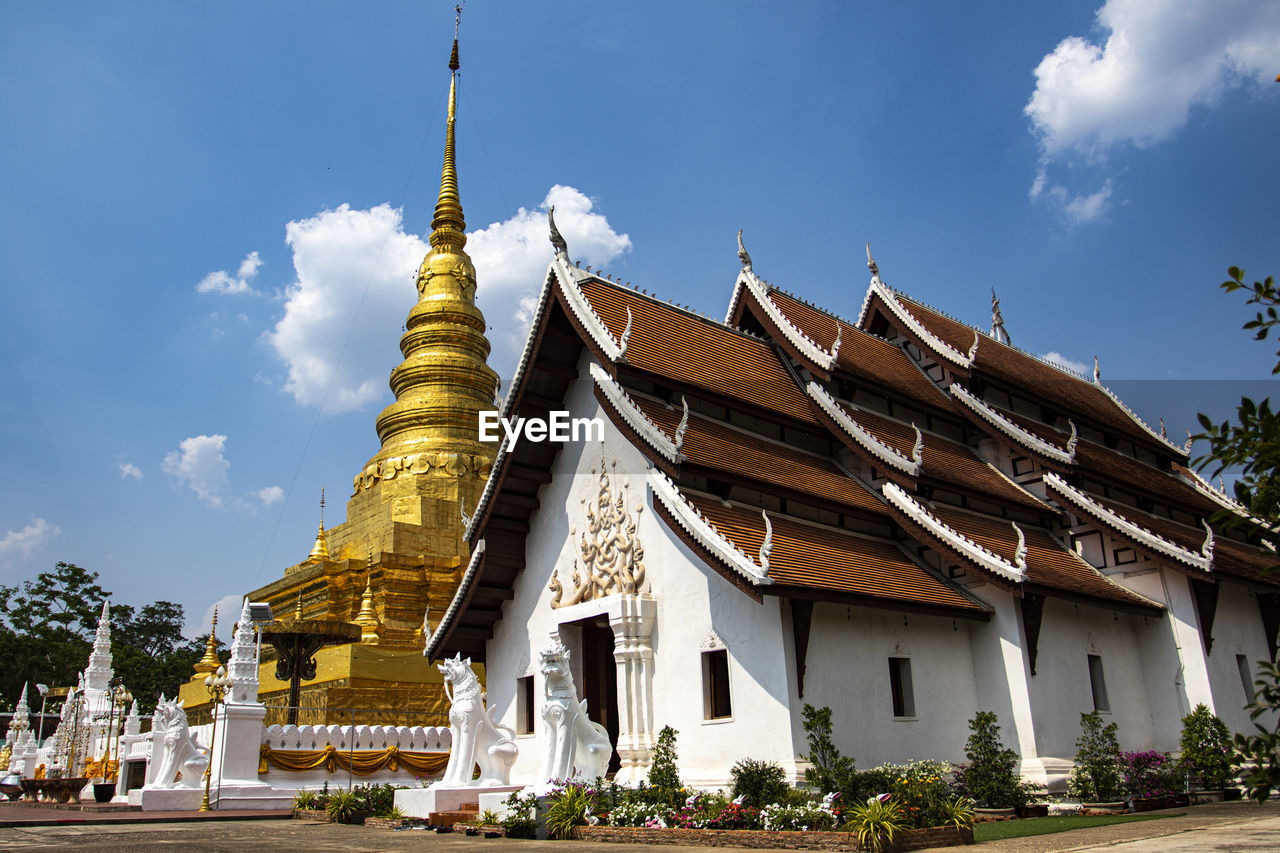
xmin=2 ymin=0 xmax=1278 ymax=642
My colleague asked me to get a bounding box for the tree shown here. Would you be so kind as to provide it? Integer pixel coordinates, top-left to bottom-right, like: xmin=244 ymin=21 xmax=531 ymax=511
xmin=1194 ymin=266 xmax=1280 ymax=530
xmin=1193 ymin=267 xmax=1280 ymax=802
xmin=955 ymin=710 xmax=1035 ymax=808
xmin=800 ymin=704 xmax=856 ymax=795
xmin=0 ymin=562 xmax=208 ymax=713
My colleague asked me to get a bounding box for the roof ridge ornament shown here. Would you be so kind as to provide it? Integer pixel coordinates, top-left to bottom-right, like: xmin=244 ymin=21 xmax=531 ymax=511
xmin=675 ymin=395 xmax=690 ymax=451
xmin=1160 ymin=417 xmax=1167 ymax=439
xmin=617 ymin=307 xmax=633 ymax=358
xmin=460 ymin=497 xmax=471 ymax=532
xmin=548 ymin=205 xmax=569 ymax=258
xmin=1012 ymin=521 xmax=1027 ymax=571
xmin=968 ymin=331 xmax=980 ymax=362
xmin=737 ymin=229 xmax=753 ymax=274
xmin=866 ymin=242 xmax=881 ymax=284
xmin=1066 ymin=419 xmax=1079 ymax=459
xmin=831 ymin=319 xmax=842 ymax=360
xmin=911 ymin=424 xmax=924 ymax=467
xmin=1201 ymin=519 xmax=1215 ymax=560
xmin=990 ymin=289 xmax=1011 ymax=345
xmin=759 ymin=510 xmax=773 ymax=573
xmin=1093 ymin=355 xmax=1101 ymax=384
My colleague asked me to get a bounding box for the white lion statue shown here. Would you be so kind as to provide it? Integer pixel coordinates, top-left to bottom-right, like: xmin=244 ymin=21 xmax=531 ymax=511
xmin=539 ymin=640 xmax=612 ymax=783
xmin=435 ymin=654 xmax=517 ymax=787
xmin=144 ymin=696 xmax=207 ymax=789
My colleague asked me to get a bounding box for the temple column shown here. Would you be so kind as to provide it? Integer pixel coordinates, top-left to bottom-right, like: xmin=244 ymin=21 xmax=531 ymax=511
xmin=608 ymin=594 xmax=656 ymax=784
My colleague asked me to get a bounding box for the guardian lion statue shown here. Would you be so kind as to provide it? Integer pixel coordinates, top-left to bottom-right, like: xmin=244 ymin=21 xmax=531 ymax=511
xmin=435 ymin=654 xmax=518 ymax=787
xmin=539 ymin=640 xmax=612 ymax=783
xmin=145 ymin=696 xmax=207 ymax=789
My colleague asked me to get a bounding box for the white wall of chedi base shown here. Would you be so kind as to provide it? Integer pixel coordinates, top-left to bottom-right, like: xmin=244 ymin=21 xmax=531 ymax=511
xmin=795 ymin=602 xmax=980 ymax=769
xmin=482 ymin=354 xmax=797 ymax=790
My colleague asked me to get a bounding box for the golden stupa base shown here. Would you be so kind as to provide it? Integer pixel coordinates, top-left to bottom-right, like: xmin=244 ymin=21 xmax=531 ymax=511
xmin=177 ymin=641 xmax=478 ymax=728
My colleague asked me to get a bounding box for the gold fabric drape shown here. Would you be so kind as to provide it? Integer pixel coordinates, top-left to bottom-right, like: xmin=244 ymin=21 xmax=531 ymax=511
xmin=258 ymin=743 xmax=449 ymax=777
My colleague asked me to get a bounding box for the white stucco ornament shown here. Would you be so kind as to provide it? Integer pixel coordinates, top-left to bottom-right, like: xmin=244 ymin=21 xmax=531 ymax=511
xmin=538 ymin=640 xmax=612 ymax=782
xmin=550 ymin=457 xmax=647 ymax=607
xmin=434 ymin=654 xmax=517 ymax=787
xmin=143 ymin=696 xmax=207 ymax=790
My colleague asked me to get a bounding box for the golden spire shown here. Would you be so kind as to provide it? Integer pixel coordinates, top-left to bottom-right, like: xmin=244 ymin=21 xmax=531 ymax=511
xmin=429 ymin=19 xmax=465 ymax=254
xmin=308 ymin=488 xmax=329 ymax=561
xmin=366 ymin=5 xmax=498 ymax=470
xmin=193 ymin=607 xmax=221 ymax=675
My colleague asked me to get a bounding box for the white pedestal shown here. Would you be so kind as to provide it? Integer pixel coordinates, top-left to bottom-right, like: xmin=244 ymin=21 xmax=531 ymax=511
xmin=138 ymin=787 xmax=203 ymax=811
xmin=395 ymin=784 xmax=522 ymax=818
xmin=209 ymin=702 xmax=267 ymax=785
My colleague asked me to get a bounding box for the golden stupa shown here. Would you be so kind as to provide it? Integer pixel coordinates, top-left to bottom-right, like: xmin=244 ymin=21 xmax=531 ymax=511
xmin=182 ymin=26 xmax=496 ymax=726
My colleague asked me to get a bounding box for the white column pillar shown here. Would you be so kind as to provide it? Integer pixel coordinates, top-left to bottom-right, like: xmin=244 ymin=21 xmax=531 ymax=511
xmin=609 ymin=594 xmax=656 ymax=784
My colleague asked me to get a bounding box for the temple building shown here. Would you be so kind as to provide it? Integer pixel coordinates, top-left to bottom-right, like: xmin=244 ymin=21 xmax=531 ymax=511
xmin=428 ymin=225 xmax=1280 ymax=790
xmin=182 ymin=33 xmax=497 ymax=726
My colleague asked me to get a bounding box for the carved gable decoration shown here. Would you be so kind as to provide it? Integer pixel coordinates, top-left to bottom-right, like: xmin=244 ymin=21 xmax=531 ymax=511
xmin=550 ymin=457 xmax=648 ymax=608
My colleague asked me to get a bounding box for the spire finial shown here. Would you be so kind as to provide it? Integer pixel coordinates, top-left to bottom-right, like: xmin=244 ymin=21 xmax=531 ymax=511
xmin=548 ymin=205 xmax=569 ymax=257
xmin=194 ymin=606 xmax=222 ymax=675
xmin=866 ymin=242 xmax=881 ymax=283
xmin=309 ymin=488 xmax=330 ymax=562
xmin=990 ymin=288 xmax=1010 ymax=345
xmin=429 ymin=14 xmax=466 ymax=252
xmin=737 ymin=229 xmax=753 ymax=274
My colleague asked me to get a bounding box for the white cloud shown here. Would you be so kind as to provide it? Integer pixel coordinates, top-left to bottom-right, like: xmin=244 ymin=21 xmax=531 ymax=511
xmin=257 ymin=485 xmax=284 ymax=506
xmin=470 ymin=185 xmax=632 ymax=376
xmin=0 ymin=518 xmax=60 ymax=565
xmin=186 ymin=593 xmax=245 ymax=644
xmin=266 ymin=187 xmax=630 ymax=410
xmin=1026 ymin=0 xmax=1280 ymax=219
xmin=1041 ymin=351 xmax=1091 ymax=377
xmin=163 ymin=434 xmax=230 ymax=508
xmin=118 ymin=462 xmax=142 ymax=480
xmin=197 ymin=251 xmax=263 ymax=295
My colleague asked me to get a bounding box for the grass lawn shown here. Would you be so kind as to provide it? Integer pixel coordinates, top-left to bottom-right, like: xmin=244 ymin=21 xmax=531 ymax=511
xmin=973 ymin=812 xmax=1182 ymax=842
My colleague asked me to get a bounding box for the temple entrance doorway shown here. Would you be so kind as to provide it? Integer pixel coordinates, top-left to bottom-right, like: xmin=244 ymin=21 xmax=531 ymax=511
xmin=578 ymin=616 xmax=621 ymax=777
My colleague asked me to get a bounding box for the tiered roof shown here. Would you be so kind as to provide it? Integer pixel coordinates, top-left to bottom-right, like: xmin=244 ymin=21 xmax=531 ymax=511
xmin=430 ymin=233 xmax=1278 ymax=661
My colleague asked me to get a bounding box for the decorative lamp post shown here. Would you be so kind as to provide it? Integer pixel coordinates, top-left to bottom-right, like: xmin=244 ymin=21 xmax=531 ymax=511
xmin=108 ymin=684 xmax=131 ymax=781
xmin=260 ymin=593 xmax=359 ymax=726
xmin=35 ymin=684 xmax=48 ymax=748
xmin=199 ymin=666 xmax=233 ymax=812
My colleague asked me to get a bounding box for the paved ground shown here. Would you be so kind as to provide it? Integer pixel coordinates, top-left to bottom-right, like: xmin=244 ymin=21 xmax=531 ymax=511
xmin=0 ymin=799 xmax=1274 ymax=852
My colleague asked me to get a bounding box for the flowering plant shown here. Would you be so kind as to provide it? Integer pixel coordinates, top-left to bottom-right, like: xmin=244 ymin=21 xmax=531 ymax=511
xmin=760 ymin=801 xmax=837 ymax=831
xmin=1121 ymin=750 xmax=1181 ymax=799
xmin=702 ymin=801 xmax=762 ymax=830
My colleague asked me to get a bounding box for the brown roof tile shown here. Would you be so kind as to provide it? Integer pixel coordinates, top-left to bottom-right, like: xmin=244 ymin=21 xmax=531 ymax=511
xmin=579 ymin=278 xmax=816 ymax=424
xmin=680 ymin=493 xmax=985 ymax=613
xmin=837 ymin=402 xmax=1048 ymax=512
xmin=929 ymin=504 xmax=1160 ymax=610
xmin=765 ymin=291 xmax=952 ymax=407
xmin=630 ymin=394 xmax=886 ymax=518
xmin=890 ymin=293 xmax=1180 ymax=457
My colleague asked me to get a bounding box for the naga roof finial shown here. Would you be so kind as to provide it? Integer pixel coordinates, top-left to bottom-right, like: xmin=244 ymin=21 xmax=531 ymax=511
xmin=990 ymin=288 xmax=1010 ymax=346
xmin=1093 ymin=355 xmax=1101 ymax=384
xmin=866 ymin=242 xmax=880 ymax=282
xmin=548 ymin=205 xmax=569 ymax=258
xmin=759 ymin=509 xmax=773 ymax=573
xmin=737 ymin=229 xmax=753 ymax=274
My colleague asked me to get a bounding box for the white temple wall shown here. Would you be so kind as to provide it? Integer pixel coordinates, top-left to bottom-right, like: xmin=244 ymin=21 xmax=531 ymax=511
xmin=797 ymin=601 xmax=980 ymax=769
xmin=1025 ymin=599 xmax=1156 ymax=760
xmin=1203 ymin=581 xmax=1274 ymax=734
xmin=482 ymin=355 xmax=796 ymax=790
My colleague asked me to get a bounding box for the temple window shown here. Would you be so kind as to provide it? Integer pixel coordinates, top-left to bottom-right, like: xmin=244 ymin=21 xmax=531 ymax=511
xmin=516 ymin=676 xmax=535 ymax=734
xmin=888 ymin=657 xmax=915 ymax=718
xmin=702 ymin=649 xmax=732 ymax=720
xmin=1237 ymin=654 xmax=1255 ymax=702
xmin=1088 ymin=654 xmax=1110 ymax=712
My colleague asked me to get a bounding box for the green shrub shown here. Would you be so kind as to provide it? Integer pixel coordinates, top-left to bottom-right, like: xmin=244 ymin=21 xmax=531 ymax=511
xmin=352 ymin=782 xmax=399 ymax=818
xmin=1180 ymin=704 xmax=1233 ymax=790
xmin=544 ymin=783 xmax=594 ymax=840
xmin=648 ymin=726 xmax=681 ymax=792
xmin=478 ymin=807 xmax=502 ymax=825
xmin=879 ymin=759 xmax=952 ymax=828
xmin=941 ymin=795 xmax=975 ymax=831
xmin=1067 ymin=711 xmax=1123 ymax=801
xmin=760 ymin=801 xmax=837 ymax=831
xmin=730 ymin=758 xmax=790 ymax=808
xmin=955 ymin=710 xmax=1035 ymax=808
xmin=325 ymin=789 xmax=362 ymax=823
xmin=292 ymin=789 xmax=318 ymax=810
xmin=842 ymin=797 xmax=905 ymax=853
xmin=501 ymin=791 xmax=539 ymax=838
xmin=801 ymin=704 xmax=857 ymax=795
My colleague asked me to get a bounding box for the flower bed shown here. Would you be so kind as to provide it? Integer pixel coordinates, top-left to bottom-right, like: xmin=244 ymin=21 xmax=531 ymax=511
xmin=573 ymin=824 xmax=972 ymax=850
xmin=291 ymin=808 xmax=331 ymax=822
